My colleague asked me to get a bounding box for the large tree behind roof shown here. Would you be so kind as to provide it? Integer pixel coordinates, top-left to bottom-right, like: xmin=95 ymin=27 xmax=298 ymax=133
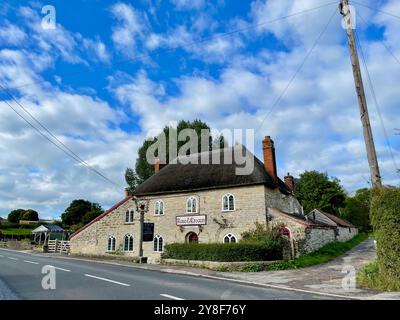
xmin=125 ymin=119 xmax=226 ymax=193
xmin=61 ymin=199 xmax=103 ymax=226
xmin=294 ymin=170 xmax=346 ymax=215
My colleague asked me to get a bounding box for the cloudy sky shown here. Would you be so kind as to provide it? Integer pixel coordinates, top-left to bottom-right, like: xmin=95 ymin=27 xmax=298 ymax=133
xmin=0 ymin=0 xmax=399 ymax=219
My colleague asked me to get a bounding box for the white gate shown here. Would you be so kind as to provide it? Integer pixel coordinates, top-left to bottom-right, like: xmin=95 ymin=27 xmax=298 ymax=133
xmin=46 ymin=239 xmax=70 ymax=254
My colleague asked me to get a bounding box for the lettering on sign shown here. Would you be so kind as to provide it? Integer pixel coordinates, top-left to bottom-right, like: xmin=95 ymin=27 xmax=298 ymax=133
xmin=176 ymin=215 xmax=207 ymax=226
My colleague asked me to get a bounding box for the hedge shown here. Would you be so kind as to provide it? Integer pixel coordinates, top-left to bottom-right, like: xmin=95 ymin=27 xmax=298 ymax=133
xmin=370 ymin=187 xmax=400 ymax=281
xmin=162 ymin=240 xmax=283 ymax=262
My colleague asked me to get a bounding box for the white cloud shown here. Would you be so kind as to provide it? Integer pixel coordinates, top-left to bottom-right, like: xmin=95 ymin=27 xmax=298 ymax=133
xmin=110 ymin=2 xmax=146 ymax=56
xmin=0 ymin=22 xmax=26 ymax=45
xmin=171 ymin=0 xmax=205 ymax=10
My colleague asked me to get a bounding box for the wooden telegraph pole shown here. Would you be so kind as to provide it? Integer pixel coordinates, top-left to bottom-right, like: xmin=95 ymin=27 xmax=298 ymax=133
xmin=340 ymin=0 xmax=382 ymax=188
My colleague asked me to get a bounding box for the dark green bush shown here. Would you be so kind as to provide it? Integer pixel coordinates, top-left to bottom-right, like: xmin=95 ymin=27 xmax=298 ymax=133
xmin=162 ymin=240 xmax=282 ymax=262
xmin=370 ymin=187 xmax=400 ymax=281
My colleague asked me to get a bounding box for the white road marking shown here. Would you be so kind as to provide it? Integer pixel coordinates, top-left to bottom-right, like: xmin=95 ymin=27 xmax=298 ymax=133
xmin=23 ymin=260 xmax=39 ymax=265
xmin=8 ymin=257 xmax=19 ymax=261
xmin=160 ymin=294 xmax=185 ymax=300
xmin=84 ymin=274 xmax=130 ymax=287
xmin=48 ymin=265 xmax=71 ymax=272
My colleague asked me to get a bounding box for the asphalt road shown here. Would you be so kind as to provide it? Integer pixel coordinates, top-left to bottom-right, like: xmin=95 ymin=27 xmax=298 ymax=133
xmin=0 ymin=248 xmax=336 ymax=300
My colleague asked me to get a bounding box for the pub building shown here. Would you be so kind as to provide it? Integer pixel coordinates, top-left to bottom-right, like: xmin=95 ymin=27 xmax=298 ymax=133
xmin=70 ymin=137 xmax=357 ymax=262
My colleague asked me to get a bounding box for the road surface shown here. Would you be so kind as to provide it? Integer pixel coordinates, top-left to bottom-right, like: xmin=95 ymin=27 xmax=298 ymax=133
xmin=0 ymin=248 xmax=336 ymax=300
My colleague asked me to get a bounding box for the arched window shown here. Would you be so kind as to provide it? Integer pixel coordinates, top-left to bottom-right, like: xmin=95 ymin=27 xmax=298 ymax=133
xmin=223 ymin=233 xmax=237 ymax=243
xmin=125 ymin=209 xmax=134 ymax=223
xmin=222 ymin=194 xmax=235 ymax=211
xmin=153 ymin=235 xmax=163 ymax=252
xmin=186 ymin=196 xmax=198 ymax=213
xmin=154 ymin=200 xmax=164 ymax=215
xmin=107 ymin=236 xmax=116 ymax=251
xmin=123 ymin=234 xmax=134 ymax=251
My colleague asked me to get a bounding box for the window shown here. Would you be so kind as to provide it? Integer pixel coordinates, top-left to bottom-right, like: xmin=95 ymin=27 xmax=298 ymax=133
xmin=153 ymin=235 xmax=163 ymax=252
xmin=154 ymin=200 xmax=164 ymax=215
xmin=125 ymin=208 xmax=134 ymax=223
xmin=123 ymin=234 xmax=134 ymax=251
xmin=107 ymin=236 xmax=116 ymax=251
xmin=223 ymin=233 xmax=237 ymax=243
xmin=222 ymin=194 xmax=235 ymax=211
xmin=186 ymin=196 xmax=198 ymax=213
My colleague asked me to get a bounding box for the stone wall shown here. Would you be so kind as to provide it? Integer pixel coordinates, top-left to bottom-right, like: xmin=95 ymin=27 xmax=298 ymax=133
xmin=265 ymin=188 xmax=303 ymax=215
xmin=301 ymin=227 xmax=336 ymax=254
xmin=336 ymin=226 xmax=358 ymax=242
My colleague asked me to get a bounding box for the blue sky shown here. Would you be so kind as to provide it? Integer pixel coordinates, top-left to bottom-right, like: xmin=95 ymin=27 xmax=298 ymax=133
xmin=0 ymin=0 xmax=399 ymax=219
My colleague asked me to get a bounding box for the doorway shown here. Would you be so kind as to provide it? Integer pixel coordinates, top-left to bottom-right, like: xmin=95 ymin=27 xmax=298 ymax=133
xmin=186 ymin=232 xmax=198 ymax=243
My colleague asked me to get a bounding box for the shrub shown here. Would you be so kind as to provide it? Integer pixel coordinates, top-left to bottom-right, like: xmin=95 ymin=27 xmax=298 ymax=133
xmin=370 ymin=187 xmax=400 ymax=282
xmin=162 ymin=240 xmax=282 ymax=262
xmin=241 ymin=222 xmax=284 ymax=243
xmin=358 ymin=261 xmax=400 ymax=291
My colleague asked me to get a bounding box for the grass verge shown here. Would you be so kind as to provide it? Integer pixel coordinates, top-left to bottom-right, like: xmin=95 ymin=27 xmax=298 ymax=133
xmin=234 ymin=233 xmax=369 ymax=272
xmin=357 ymin=261 xmax=400 ymax=291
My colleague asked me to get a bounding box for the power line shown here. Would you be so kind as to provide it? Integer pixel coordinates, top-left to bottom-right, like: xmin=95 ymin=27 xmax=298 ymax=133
xmin=356 ymin=12 xmax=400 ymax=67
xmin=255 ymin=7 xmax=338 ymax=133
xmin=1 ymin=1 xmax=338 ymax=92
xmin=352 ymin=1 xmax=400 ymax=21
xmin=0 ymin=87 xmax=123 ymax=188
xmin=354 ymin=30 xmax=400 ymax=175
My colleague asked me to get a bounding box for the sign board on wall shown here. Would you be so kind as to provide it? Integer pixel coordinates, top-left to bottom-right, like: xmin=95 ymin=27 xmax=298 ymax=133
xmin=176 ymin=215 xmax=207 ymax=226
xmin=143 ymin=223 xmax=154 ymax=241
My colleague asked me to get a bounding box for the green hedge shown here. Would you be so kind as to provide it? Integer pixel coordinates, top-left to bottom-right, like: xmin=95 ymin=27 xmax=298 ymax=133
xmin=370 ymin=187 xmax=400 ymax=281
xmin=162 ymin=241 xmax=282 ymax=262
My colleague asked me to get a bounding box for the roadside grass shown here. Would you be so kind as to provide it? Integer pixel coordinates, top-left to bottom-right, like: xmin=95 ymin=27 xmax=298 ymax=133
xmin=357 ymin=261 xmax=400 ymax=292
xmin=0 ymin=228 xmax=33 ymax=236
xmin=235 ymin=233 xmax=369 ymax=272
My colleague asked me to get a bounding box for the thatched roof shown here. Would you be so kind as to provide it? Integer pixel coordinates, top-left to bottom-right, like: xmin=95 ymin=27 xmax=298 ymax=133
xmin=133 ymin=145 xmax=291 ymax=196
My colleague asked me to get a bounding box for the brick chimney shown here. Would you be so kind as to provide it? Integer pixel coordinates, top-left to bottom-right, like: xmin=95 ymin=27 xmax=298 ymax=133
xmin=262 ymin=136 xmax=277 ymax=181
xmin=154 ymin=158 xmax=166 ymax=174
xmin=155 ymin=158 xmax=160 ymax=174
xmin=284 ymin=173 xmax=295 ymax=192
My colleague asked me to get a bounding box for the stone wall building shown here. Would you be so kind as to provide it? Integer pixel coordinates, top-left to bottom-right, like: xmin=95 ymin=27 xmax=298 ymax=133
xmin=70 ymin=136 xmax=357 ymax=262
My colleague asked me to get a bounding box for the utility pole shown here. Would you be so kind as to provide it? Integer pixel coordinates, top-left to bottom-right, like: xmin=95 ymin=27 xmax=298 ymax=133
xmin=340 ymin=0 xmax=382 ymax=188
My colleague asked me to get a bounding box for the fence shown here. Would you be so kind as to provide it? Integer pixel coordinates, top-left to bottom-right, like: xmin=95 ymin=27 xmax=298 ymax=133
xmin=47 ymin=239 xmax=70 ymax=254
xmin=0 ymin=234 xmax=32 ymax=241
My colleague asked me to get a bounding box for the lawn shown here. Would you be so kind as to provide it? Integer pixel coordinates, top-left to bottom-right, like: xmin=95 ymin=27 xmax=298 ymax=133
xmin=0 ymin=228 xmax=34 ymax=236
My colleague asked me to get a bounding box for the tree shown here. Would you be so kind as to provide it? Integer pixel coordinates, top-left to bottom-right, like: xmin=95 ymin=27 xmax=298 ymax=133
xmin=125 ymin=119 xmax=226 ymax=192
xmin=21 ymin=209 xmax=39 ymax=221
xmin=341 ymin=188 xmax=371 ymax=232
xmin=61 ymin=199 xmax=103 ymax=226
xmin=82 ymin=203 xmax=104 ymax=225
xmin=294 ymin=170 xmax=346 ymax=215
xmin=7 ymin=209 xmax=26 ymax=223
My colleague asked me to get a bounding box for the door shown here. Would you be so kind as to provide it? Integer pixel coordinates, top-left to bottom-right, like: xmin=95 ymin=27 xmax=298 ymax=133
xmin=186 ymin=232 xmax=198 ymax=243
